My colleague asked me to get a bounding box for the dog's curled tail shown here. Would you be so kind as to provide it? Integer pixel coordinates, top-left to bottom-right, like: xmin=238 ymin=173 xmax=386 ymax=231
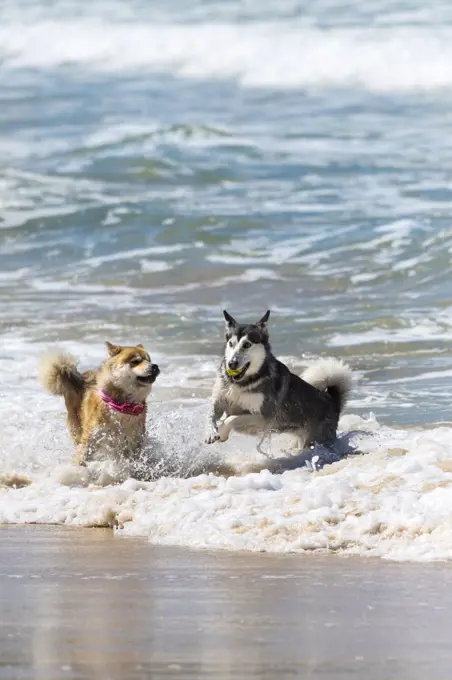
xmin=302 ymin=358 xmax=352 ymax=415
xmin=39 ymin=351 xmax=85 ymax=397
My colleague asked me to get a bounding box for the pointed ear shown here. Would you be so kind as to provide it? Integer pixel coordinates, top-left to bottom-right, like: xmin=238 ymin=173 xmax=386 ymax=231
xmin=223 ymin=310 xmax=237 ymax=329
xmin=105 ymin=341 xmax=122 ymax=357
xmin=136 ymin=344 xmax=144 ymax=349
xmin=257 ymin=310 xmax=270 ymax=328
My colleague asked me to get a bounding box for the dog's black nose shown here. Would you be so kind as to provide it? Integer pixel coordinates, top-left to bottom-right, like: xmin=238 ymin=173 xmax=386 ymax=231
xmin=228 ymin=359 xmax=239 ymax=370
xmin=151 ymin=363 xmax=160 ymax=376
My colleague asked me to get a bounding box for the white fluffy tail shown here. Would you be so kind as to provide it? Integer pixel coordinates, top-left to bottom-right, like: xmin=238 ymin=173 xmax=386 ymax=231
xmin=302 ymin=358 xmax=352 ymax=415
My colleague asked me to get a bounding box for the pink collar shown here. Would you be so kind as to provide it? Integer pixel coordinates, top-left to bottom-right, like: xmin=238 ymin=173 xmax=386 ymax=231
xmin=99 ymin=390 xmax=145 ymax=416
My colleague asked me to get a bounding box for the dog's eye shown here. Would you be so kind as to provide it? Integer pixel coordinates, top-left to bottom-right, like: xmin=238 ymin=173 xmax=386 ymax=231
xmin=130 ymin=358 xmax=142 ymax=367
xmin=242 ymin=341 xmax=251 ymax=349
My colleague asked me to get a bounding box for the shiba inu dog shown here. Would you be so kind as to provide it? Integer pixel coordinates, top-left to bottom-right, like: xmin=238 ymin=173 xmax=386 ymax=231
xmin=205 ymin=310 xmax=352 ymax=450
xmin=40 ymin=342 xmax=160 ymax=466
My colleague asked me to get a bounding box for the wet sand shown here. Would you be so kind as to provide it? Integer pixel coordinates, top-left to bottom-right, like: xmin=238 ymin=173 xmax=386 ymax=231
xmin=1 ymin=526 xmax=452 ymax=679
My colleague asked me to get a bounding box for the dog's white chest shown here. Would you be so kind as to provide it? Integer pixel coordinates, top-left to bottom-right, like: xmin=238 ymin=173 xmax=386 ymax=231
xmin=223 ymin=384 xmax=264 ymax=413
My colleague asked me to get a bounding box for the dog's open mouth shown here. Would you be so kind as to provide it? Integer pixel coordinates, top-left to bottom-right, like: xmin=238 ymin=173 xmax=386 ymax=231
xmin=226 ymin=362 xmax=250 ymax=380
xmin=137 ymin=375 xmax=156 ymax=384
xmin=136 ymin=367 xmax=160 ymax=385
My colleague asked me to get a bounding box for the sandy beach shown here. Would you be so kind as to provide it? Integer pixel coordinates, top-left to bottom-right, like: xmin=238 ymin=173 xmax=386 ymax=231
xmin=0 ymin=526 xmax=451 ymax=679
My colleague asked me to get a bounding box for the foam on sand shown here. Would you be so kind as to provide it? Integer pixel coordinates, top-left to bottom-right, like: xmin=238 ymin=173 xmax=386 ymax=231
xmin=2 ymin=411 xmax=452 ymax=562
xmin=2 ymin=338 xmax=452 ymax=563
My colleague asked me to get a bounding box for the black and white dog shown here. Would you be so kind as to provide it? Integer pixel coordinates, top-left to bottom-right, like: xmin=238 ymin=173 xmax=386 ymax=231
xmin=205 ymin=310 xmax=352 ymax=450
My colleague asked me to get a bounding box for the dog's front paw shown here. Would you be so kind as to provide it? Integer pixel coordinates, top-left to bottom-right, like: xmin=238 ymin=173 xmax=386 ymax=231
xmin=217 ymin=421 xmax=231 ymax=442
xmin=205 ymin=430 xmax=221 ymax=444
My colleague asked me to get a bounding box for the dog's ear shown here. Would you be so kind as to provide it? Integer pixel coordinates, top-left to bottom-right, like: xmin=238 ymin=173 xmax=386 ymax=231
xmin=223 ymin=310 xmax=237 ymax=329
xmin=257 ymin=310 xmax=270 ymax=330
xmin=136 ymin=344 xmax=144 ymax=349
xmin=105 ymin=342 xmax=122 ymax=357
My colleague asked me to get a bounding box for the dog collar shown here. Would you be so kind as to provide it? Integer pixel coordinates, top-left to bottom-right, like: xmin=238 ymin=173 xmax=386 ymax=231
xmin=99 ymin=390 xmax=145 ymax=416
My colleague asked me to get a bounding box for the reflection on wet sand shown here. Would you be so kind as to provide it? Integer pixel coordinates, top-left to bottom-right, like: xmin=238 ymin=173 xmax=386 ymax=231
xmin=1 ymin=526 xmax=451 ymax=679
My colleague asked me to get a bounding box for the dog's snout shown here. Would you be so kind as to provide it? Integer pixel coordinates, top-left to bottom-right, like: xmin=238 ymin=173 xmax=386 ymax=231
xmin=150 ymin=363 xmax=160 ymax=376
xmin=228 ymin=358 xmax=239 ymax=370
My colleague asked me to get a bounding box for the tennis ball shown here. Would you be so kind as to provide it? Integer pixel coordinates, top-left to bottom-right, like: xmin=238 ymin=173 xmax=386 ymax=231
xmin=226 ymin=367 xmax=242 ymax=377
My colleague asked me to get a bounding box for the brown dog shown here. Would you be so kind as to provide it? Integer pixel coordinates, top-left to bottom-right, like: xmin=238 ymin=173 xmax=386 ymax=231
xmin=39 ymin=342 xmax=160 ymax=465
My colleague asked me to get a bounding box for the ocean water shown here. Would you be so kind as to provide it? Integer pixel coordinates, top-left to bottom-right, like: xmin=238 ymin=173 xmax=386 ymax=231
xmin=1 ymin=0 xmax=452 ymax=562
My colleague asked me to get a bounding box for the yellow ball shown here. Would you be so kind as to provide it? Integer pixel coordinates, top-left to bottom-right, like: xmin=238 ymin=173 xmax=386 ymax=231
xmin=226 ymin=367 xmax=242 ymax=377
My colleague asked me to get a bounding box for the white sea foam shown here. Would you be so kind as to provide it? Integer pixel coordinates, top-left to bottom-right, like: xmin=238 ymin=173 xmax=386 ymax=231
xmin=2 ymin=18 xmax=452 ymax=92
xmin=329 ymin=320 xmax=452 ymax=347
xmin=1 ymin=336 xmax=452 ymax=562
xmin=2 ymin=415 xmax=452 ymax=562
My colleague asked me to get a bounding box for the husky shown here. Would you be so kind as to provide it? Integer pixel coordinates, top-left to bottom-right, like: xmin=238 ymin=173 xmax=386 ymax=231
xmin=205 ymin=310 xmax=352 ymax=450
xmin=40 ymin=342 xmax=160 ymax=466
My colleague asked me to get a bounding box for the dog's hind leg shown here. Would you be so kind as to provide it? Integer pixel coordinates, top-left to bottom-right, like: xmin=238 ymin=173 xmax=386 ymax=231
xmin=288 ymin=430 xmax=310 ymax=451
